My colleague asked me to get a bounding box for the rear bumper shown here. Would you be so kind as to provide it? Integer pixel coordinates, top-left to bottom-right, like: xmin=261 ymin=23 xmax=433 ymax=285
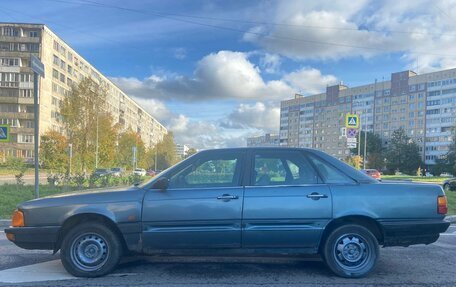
xmin=380 ymin=219 xmax=450 ymax=247
xmin=4 ymin=226 xmax=60 ymax=250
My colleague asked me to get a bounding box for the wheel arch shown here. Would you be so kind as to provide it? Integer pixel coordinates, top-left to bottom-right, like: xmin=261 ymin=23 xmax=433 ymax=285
xmin=319 ymin=215 xmax=384 ymax=253
xmin=54 ymin=213 xmax=128 ymax=254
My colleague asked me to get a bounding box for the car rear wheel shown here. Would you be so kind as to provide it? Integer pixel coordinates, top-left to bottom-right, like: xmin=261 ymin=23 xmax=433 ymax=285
xmin=443 ymin=184 xmax=452 ymax=192
xmin=322 ymin=224 xmax=379 ymax=278
xmin=60 ymin=222 xmax=122 ymax=277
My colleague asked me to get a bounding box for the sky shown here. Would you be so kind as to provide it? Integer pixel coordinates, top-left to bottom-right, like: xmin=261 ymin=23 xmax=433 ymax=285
xmin=2 ymin=0 xmax=456 ymax=149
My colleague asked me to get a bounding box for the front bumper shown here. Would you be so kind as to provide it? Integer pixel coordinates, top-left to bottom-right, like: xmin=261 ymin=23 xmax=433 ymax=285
xmin=380 ymin=219 xmax=450 ymax=247
xmin=4 ymin=226 xmax=60 ymax=250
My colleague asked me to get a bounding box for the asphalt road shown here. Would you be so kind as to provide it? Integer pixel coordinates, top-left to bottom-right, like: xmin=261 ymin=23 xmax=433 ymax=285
xmin=0 ymin=225 xmax=455 ymax=287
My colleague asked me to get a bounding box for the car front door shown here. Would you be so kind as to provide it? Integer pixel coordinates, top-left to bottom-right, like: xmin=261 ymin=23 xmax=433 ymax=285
xmin=242 ymin=150 xmax=333 ymax=250
xmin=142 ymin=151 xmax=245 ymax=249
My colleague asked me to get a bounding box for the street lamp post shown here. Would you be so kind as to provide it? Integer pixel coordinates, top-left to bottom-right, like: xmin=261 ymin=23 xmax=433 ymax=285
xmin=95 ymin=113 xmax=99 ymax=169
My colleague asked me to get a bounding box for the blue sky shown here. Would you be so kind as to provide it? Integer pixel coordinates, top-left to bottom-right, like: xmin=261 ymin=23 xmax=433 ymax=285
xmin=2 ymin=0 xmax=456 ymax=148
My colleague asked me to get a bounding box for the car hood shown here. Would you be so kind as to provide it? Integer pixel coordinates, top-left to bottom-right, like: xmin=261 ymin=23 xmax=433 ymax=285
xmin=19 ymin=185 xmax=146 ymax=209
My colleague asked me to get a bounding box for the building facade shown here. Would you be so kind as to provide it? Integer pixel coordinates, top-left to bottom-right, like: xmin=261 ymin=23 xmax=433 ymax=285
xmin=246 ymin=133 xmax=280 ymax=147
xmin=175 ymin=144 xmax=190 ymax=159
xmin=0 ymin=23 xmax=167 ymax=162
xmin=280 ymin=69 xmax=456 ymax=165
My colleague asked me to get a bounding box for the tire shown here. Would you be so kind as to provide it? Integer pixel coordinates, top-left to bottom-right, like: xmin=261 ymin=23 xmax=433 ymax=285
xmin=443 ymin=184 xmax=453 ymax=192
xmin=322 ymin=224 xmax=379 ymax=278
xmin=60 ymin=222 xmax=122 ymax=277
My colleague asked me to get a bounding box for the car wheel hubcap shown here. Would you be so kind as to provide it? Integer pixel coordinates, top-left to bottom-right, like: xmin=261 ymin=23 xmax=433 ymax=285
xmin=334 ymin=234 xmax=369 ymax=269
xmin=70 ymin=233 xmax=109 ymax=271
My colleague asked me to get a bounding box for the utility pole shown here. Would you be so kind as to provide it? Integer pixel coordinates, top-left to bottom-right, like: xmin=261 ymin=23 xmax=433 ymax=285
xmin=154 ymin=147 xmax=158 ymax=171
xmin=69 ymin=143 xmax=73 ymax=175
xmin=31 ymin=54 xmax=44 ymax=199
xmin=363 ymin=113 xmax=367 ymax=169
xmin=357 ymin=112 xmax=361 ymax=158
xmin=95 ymin=113 xmax=99 ymax=169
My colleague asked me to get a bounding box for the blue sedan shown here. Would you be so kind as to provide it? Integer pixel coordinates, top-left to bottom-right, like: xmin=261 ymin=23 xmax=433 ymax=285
xmin=5 ymin=148 xmax=450 ymax=278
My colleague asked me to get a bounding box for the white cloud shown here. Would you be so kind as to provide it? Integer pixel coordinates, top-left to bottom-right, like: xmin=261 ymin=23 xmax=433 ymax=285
xmin=243 ymin=0 xmax=456 ymax=72
xmin=173 ymin=47 xmax=187 ymax=60
xmin=220 ymin=102 xmax=280 ymax=131
xmin=283 ymin=68 xmax=338 ymax=95
xmin=259 ymin=53 xmax=282 ymax=74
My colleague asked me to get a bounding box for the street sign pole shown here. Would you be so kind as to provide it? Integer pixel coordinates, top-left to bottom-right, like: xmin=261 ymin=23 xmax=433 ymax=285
xmin=31 ymin=54 xmax=45 ymax=199
xmin=33 ymin=71 xmax=40 ymax=199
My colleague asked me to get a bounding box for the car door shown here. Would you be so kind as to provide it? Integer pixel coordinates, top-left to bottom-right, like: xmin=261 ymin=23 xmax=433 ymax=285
xmin=142 ymin=150 xmax=245 ymax=249
xmin=242 ymin=150 xmax=333 ymax=249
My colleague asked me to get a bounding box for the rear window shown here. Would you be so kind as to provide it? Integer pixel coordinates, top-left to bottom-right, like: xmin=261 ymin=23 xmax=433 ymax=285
xmin=307 ymin=154 xmax=355 ymax=184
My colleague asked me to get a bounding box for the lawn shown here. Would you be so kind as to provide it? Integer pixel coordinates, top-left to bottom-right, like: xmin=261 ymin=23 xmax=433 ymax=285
xmin=382 ymin=175 xmax=450 ymax=184
xmin=446 ymin=191 xmax=456 ymax=216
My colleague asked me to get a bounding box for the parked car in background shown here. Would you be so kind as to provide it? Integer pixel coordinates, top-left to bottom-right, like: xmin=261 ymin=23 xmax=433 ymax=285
xmin=5 ymin=148 xmax=450 ymax=278
xmin=443 ymin=178 xmax=456 ymax=192
xmin=110 ymin=167 xmax=124 ymax=177
xmin=133 ymin=168 xmax=147 ymax=176
xmin=91 ymin=168 xmax=112 ymax=178
xmin=360 ymin=169 xmax=382 ymax=181
xmin=146 ymin=170 xmax=156 ymax=177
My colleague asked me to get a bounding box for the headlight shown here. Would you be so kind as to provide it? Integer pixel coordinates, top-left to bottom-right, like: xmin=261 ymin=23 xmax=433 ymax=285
xmin=11 ymin=210 xmax=24 ymax=227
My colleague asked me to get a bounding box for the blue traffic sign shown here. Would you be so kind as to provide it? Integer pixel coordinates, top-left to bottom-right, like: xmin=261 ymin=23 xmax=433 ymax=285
xmin=0 ymin=125 xmax=10 ymax=142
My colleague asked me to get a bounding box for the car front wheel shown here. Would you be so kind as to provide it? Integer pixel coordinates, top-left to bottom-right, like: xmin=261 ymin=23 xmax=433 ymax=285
xmin=322 ymin=224 xmax=379 ymax=278
xmin=60 ymin=222 xmax=122 ymax=277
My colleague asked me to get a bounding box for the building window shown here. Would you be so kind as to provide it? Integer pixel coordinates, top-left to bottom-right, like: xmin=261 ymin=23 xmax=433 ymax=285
xmin=29 ymin=31 xmax=39 ymax=37
xmin=52 ymin=69 xmax=59 ymax=79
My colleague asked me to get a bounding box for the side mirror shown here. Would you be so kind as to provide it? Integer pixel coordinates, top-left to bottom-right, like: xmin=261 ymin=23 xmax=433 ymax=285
xmin=152 ymin=177 xmax=169 ymax=191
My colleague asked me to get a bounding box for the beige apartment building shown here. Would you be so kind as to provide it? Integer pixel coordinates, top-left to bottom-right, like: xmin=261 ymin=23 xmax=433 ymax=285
xmin=280 ymin=69 xmax=456 ymax=166
xmin=0 ymin=23 xmax=167 ymax=162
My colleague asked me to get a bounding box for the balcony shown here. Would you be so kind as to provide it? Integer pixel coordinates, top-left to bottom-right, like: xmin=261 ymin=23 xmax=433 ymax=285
xmin=10 ymin=127 xmax=34 ymax=134
xmin=0 ymin=96 xmax=18 ymax=104
xmin=1 ymin=112 xmax=34 ymax=120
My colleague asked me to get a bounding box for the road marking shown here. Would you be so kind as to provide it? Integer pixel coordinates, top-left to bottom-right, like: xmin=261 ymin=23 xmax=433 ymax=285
xmin=0 ymin=260 xmax=77 ymax=283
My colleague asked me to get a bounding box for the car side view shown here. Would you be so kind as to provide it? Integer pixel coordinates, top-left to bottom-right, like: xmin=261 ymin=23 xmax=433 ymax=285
xmin=5 ymin=148 xmax=450 ymax=278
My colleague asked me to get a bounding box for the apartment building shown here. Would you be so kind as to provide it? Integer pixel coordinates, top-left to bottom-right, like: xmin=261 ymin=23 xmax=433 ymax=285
xmin=175 ymin=143 xmax=190 ymax=159
xmin=246 ymin=133 xmax=280 ymax=147
xmin=0 ymin=23 xmax=167 ymax=162
xmin=280 ymin=69 xmax=456 ymax=165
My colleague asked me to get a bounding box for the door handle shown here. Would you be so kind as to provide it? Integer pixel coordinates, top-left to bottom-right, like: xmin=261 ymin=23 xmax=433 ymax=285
xmin=306 ymin=192 xmax=328 ymax=200
xmin=217 ymin=194 xmax=239 ymax=200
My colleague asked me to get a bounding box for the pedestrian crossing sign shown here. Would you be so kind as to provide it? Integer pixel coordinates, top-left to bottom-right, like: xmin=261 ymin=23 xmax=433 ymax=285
xmin=345 ymin=114 xmax=359 ymax=129
xmin=0 ymin=125 xmax=10 ymax=142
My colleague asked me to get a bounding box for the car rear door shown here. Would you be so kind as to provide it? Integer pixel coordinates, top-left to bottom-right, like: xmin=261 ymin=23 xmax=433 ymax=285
xmin=242 ymin=150 xmax=332 ymax=249
xmin=142 ymin=150 xmax=245 ymax=249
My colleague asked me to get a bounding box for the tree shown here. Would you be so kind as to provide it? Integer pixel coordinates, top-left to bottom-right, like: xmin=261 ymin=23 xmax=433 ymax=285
xmin=60 ymin=78 xmax=110 ymax=174
xmin=5 ymin=156 xmax=27 ymax=185
xmin=40 ymin=130 xmax=68 ymax=174
xmin=434 ymin=127 xmax=456 ymax=175
xmin=154 ymin=132 xmax=178 ymax=170
xmin=351 ymin=132 xmax=385 ymax=170
xmin=385 ymin=128 xmax=422 ymax=175
xmin=185 ymin=148 xmax=198 ymax=158
xmin=116 ymin=130 xmax=145 ymax=170
xmin=345 ymin=155 xmax=363 ymax=170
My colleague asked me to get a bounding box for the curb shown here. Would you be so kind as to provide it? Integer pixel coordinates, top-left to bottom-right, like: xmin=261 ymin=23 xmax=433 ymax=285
xmin=0 ymin=219 xmax=10 ymax=229
xmin=446 ymin=215 xmax=456 ymax=224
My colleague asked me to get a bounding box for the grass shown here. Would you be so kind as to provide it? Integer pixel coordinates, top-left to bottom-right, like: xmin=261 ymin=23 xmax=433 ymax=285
xmin=382 ymin=175 xmax=450 ymax=184
xmin=446 ymin=191 xmax=456 ymax=216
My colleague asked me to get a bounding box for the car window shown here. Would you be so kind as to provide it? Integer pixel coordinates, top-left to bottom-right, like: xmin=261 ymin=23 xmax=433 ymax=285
xmin=253 ymin=152 xmax=319 ymax=186
xmin=307 ymin=154 xmax=355 ymax=184
xmin=168 ymin=153 xmax=242 ymax=188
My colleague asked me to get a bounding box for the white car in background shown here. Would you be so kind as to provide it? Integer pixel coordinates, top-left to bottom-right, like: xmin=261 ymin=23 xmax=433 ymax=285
xmin=133 ymin=168 xmax=147 ymax=176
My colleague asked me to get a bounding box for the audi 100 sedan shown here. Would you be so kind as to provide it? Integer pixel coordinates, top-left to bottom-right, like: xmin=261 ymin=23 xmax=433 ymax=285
xmin=5 ymin=148 xmax=450 ymax=278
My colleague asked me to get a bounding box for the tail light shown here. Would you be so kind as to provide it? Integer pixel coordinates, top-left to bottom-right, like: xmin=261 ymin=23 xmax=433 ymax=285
xmin=437 ymin=196 xmax=448 ymax=215
xmin=11 ymin=210 xmax=24 ymax=227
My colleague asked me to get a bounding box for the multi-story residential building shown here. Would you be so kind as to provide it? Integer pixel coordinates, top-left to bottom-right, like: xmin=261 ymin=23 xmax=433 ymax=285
xmin=280 ymin=69 xmax=456 ymax=166
xmin=0 ymin=23 xmax=167 ymax=162
xmin=175 ymin=144 xmax=190 ymax=159
xmin=246 ymin=133 xmax=280 ymax=147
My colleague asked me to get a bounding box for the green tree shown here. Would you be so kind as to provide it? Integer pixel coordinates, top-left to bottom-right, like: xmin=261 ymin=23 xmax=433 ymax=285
xmin=40 ymin=130 xmax=68 ymax=174
xmin=345 ymin=155 xmax=363 ymax=170
xmin=434 ymin=127 xmax=456 ymax=175
xmin=154 ymin=132 xmax=178 ymax=170
xmin=385 ymin=128 xmax=422 ymax=175
xmin=6 ymin=156 xmax=27 ymax=185
xmin=351 ymin=132 xmax=385 ymax=170
xmin=185 ymin=148 xmax=198 ymax=158
xmin=116 ymin=130 xmax=145 ymax=170
xmin=60 ymin=78 xmax=110 ymax=174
